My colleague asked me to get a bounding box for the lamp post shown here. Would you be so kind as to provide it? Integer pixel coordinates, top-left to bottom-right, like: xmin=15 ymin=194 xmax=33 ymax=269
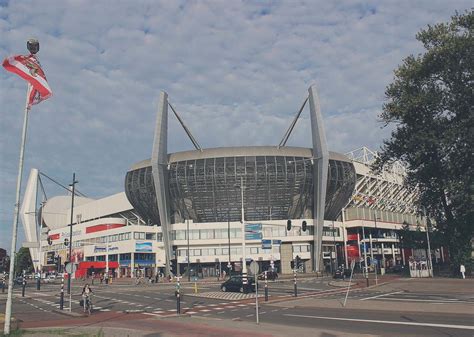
xmin=421 ymin=206 xmax=434 ymax=278
xmin=361 ymin=226 xmax=369 ymax=287
xmin=236 ymin=177 xmax=247 ymax=284
xmin=67 ymin=173 xmax=78 ymax=295
xmin=187 ymin=218 xmax=190 ymax=282
xmin=227 ymin=211 xmax=232 ymax=273
xmin=332 ymin=220 xmax=337 ymax=273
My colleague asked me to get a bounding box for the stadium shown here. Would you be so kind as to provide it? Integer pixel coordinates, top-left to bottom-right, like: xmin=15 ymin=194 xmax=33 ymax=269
xmin=21 ymin=86 xmax=443 ymax=280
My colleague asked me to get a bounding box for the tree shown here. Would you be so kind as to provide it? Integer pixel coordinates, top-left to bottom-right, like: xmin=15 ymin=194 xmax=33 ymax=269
xmin=15 ymin=247 xmax=33 ymax=275
xmin=374 ymin=11 xmax=473 ymax=274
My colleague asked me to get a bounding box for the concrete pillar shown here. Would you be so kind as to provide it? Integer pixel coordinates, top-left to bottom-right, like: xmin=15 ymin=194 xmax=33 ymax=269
xmin=117 ymin=254 xmax=121 ymax=278
xmin=131 ymin=252 xmax=135 ymax=278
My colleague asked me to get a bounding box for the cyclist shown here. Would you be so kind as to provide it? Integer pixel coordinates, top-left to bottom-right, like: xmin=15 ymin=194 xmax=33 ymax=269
xmin=81 ymin=283 xmax=93 ymax=313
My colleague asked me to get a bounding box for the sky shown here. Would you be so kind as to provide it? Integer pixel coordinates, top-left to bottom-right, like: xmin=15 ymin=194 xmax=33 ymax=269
xmin=0 ymin=1 xmax=471 ymax=253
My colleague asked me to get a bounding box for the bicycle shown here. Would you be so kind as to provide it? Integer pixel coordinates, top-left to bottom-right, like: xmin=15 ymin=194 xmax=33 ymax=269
xmin=82 ymin=295 xmax=93 ymax=315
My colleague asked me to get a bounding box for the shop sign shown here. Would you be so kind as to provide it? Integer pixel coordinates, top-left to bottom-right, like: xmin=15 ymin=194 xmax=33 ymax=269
xmin=136 ymin=242 xmax=152 ymax=252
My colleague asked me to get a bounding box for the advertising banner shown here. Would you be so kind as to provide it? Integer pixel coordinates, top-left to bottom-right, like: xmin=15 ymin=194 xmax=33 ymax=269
xmin=136 ymin=242 xmax=152 ymax=252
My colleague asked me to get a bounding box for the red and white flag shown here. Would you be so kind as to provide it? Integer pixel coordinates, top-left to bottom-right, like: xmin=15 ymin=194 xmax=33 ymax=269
xmin=3 ymin=54 xmax=52 ymax=107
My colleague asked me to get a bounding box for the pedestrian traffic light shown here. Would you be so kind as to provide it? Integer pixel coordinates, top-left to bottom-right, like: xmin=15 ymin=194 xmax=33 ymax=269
xmin=287 ymin=220 xmax=292 ymax=231
xmin=302 ymin=221 xmax=307 ymax=232
xmin=47 ymin=237 xmax=52 ymax=245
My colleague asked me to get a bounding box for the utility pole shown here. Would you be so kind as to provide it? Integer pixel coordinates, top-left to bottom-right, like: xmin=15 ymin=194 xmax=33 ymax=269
xmin=67 ymin=173 xmax=78 ymax=295
xmin=187 ymin=219 xmax=190 ymax=282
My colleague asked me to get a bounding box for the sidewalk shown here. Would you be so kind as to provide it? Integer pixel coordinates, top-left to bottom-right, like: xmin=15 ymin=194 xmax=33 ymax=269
xmin=12 ymin=315 xmax=377 ymax=337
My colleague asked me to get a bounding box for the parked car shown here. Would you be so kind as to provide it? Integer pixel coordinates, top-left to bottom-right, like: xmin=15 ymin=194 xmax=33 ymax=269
xmin=221 ymin=276 xmax=255 ymax=293
xmin=257 ymin=271 xmax=278 ymax=281
xmin=14 ymin=276 xmax=25 ymax=285
xmin=388 ymin=265 xmax=405 ymax=273
xmin=333 ymin=267 xmax=352 ymax=279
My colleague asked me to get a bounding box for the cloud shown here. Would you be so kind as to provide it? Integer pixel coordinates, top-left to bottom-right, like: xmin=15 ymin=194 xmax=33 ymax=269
xmin=0 ymin=0 xmax=471 ymax=251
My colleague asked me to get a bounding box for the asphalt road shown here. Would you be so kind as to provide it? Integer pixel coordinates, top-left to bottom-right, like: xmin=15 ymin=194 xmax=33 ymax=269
xmin=1 ymin=277 xmax=473 ymax=336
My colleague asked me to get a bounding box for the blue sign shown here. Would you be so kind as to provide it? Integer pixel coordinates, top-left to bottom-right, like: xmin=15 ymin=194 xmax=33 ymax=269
xmin=136 ymin=242 xmax=153 ymax=252
xmin=262 ymin=239 xmax=272 ymax=249
xmin=245 ymin=223 xmax=262 ymax=232
xmin=245 ymin=232 xmax=263 ymax=240
xmin=272 ymin=240 xmax=282 ymax=245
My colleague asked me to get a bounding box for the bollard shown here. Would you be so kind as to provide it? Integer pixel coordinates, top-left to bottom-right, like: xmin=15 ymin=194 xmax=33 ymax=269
xmin=60 ymin=273 xmax=64 ymax=310
xmin=175 ymin=276 xmax=182 ymax=315
xmin=1 ymin=280 xmax=4 ymax=293
xmin=293 ymin=269 xmax=297 ymax=297
xmin=194 ymin=281 xmax=198 ymax=294
xmin=36 ymin=273 xmax=41 ymax=291
xmin=264 ymin=271 xmax=268 ymax=302
xmin=22 ymin=280 xmax=26 ymax=297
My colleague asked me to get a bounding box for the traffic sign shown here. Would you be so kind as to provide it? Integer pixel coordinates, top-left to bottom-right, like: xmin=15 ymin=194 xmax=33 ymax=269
xmin=261 ymin=239 xmax=272 ymax=249
xmin=245 ymin=223 xmax=262 ymax=232
xmin=64 ymin=238 xmax=69 ymax=247
xmin=249 ymin=261 xmax=259 ymax=275
xmin=272 ymin=240 xmax=282 ymax=245
xmin=245 ymin=232 xmax=262 ymax=240
xmin=65 ymin=262 xmax=76 ymax=274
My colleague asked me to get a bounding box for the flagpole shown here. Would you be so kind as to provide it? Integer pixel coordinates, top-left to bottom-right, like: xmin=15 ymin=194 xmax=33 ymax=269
xmin=4 ymin=84 xmax=31 ymax=335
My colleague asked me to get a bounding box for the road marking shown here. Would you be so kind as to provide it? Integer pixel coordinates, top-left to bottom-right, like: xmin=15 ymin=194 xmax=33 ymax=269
xmin=200 ymin=309 xmax=211 ymax=312
xmin=360 ymin=291 xmax=403 ymax=301
xmin=245 ymin=314 xmax=254 ymax=317
xmin=283 ymin=314 xmax=474 ymax=330
xmin=372 ymin=298 xmax=473 ymax=303
xmin=187 ymin=311 xmax=198 ymax=314
xmin=217 ymin=311 xmax=225 ymax=314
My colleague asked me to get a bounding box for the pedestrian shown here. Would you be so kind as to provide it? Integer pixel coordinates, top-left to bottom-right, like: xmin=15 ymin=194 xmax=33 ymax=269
xmin=155 ymin=273 xmax=159 ymax=284
xmin=100 ymin=274 xmax=103 ymax=284
xmin=460 ymin=264 xmax=466 ymax=279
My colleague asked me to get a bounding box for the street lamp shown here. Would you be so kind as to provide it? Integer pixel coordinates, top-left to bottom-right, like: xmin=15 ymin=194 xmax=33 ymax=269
xmin=67 ymin=173 xmax=78 ymax=295
xmin=420 ymin=206 xmax=433 ymax=278
xmin=235 ymin=177 xmax=247 ymax=284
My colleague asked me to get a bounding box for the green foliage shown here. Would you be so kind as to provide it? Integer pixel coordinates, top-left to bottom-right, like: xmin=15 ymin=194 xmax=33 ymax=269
xmin=15 ymin=247 xmax=33 ymax=275
xmin=374 ymin=11 xmax=474 ymax=272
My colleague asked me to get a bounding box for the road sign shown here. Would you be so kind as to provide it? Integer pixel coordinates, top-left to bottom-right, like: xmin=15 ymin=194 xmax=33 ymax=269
xmin=65 ymin=262 xmax=76 ymax=274
xmin=22 ymin=242 xmax=39 ymax=248
xmin=249 ymin=261 xmax=259 ymax=275
xmin=245 ymin=232 xmax=263 ymax=240
xmin=272 ymin=239 xmax=282 ymax=245
xmin=245 ymin=223 xmax=262 ymax=232
xmin=64 ymin=238 xmax=69 ymax=247
xmin=261 ymin=239 xmax=272 ymax=249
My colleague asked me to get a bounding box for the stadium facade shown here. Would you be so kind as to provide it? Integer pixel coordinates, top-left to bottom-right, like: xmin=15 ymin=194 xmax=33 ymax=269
xmin=21 ymin=86 xmax=443 ymax=279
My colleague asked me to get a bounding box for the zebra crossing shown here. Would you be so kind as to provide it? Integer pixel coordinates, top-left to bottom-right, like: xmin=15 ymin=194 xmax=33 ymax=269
xmin=186 ymin=291 xmax=264 ymax=300
xmin=144 ymin=301 xmax=248 ymax=316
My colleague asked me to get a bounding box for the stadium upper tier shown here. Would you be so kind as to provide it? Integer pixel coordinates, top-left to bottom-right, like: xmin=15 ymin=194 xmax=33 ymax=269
xmin=125 ymin=146 xmax=356 ymax=225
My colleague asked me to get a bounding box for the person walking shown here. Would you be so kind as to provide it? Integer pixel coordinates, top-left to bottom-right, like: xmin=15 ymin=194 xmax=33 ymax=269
xmin=460 ymin=264 xmax=466 ymax=279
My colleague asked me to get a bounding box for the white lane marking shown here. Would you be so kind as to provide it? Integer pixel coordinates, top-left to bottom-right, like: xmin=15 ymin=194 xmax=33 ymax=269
xmin=360 ymin=291 xmax=403 ymax=301
xmin=283 ymin=314 xmax=474 ymax=330
xmin=372 ymin=298 xmax=473 ymax=303
xmin=245 ymin=314 xmax=254 ymax=317
xmin=260 ymin=311 xmax=267 ymax=314
xmin=200 ymin=309 xmax=211 ymax=312
xmin=217 ymin=311 xmax=225 ymax=314
xmin=187 ymin=311 xmax=198 ymax=314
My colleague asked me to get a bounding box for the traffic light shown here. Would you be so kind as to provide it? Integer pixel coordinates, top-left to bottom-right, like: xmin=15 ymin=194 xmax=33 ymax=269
xmin=47 ymin=237 xmax=52 ymax=246
xmin=290 ymin=260 xmax=295 ymax=269
xmin=287 ymin=220 xmax=292 ymax=231
xmin=296 ymin=255 xmax=302 ymax=268
xmin=302 ymin=221 xmax=307 ymax=232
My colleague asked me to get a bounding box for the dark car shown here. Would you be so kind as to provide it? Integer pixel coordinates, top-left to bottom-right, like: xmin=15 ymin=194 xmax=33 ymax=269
xmin=388 ymin=265 xmax=405 ymax=273
xmin=221 ymin=276 xmax=255 ymax=293
xmin=333 ymin=268 xmax=351 ymax=279
xmin=257 ymin=271 xmax=278 ymax=281
xmin=14 ymin=276 xmax=25 ymax=285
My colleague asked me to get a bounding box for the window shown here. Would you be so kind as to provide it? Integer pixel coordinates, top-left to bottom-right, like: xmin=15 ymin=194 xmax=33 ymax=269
xmin=120 ymin=253 xmax=131 ymax=260
xmin=86 ymin=256 xmax=94 ymax=262
xmin=189 ymin=230 xmax=200 ymax=240
xmin=230 ymin=228 xmax=241 ymax=238
xmin=175 ymin=231 xmax=186 ymax=240
xmin=201 ymin=249 xmax=209 ymax=256
xmin=222 ymin=248 xmax=229 ymax=255
xmin=146 ymin=233 xmax=156 ymax=240
xmin=157 ymin=233 xmax=163 ymax=242
xmin=96 ymin=255 xmax=105 ymax=261
xmin=214 ymin=229 xmax=226 ymax=239
xmin=293 ymin=246 xmax=301 ymax=253
xmin=134 ymin=232 xmax=145 ymax=240
xmin=250 ymin=247 xmax=258 ymax=254
xmin=200 ymin=230 xmax=214 ymax=240
xmin=193 ymin=249 xmax=201 ymax=256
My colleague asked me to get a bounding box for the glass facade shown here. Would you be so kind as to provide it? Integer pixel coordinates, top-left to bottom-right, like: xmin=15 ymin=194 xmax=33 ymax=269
xmin=125 ymin=149 xmax=356 ymax=226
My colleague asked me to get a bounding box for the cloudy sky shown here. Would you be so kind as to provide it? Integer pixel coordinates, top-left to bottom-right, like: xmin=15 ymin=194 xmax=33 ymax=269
xmin=0 ymin=1 xmax=470 ymax=252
